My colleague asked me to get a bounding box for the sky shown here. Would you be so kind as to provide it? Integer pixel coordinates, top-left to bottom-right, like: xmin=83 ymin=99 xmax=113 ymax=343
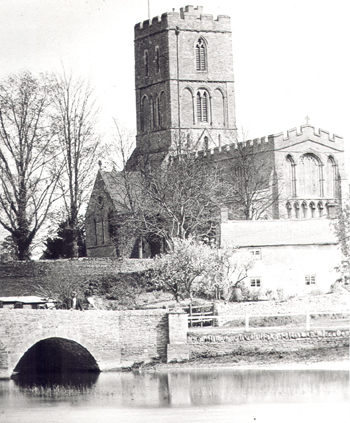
xmin=0 ymin=0 xmax=348 ymax=149
xmin=0 ymin=0 xmax=348 ymax=250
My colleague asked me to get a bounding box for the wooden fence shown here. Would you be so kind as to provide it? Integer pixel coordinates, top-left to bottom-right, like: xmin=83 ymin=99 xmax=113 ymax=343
xmin=187 ymin=309 xmax=350 ymax=331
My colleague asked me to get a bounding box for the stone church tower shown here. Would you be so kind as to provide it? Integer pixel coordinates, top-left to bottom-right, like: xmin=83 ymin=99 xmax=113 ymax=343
xmin=132 ymin=5 xmax=237 ymax=162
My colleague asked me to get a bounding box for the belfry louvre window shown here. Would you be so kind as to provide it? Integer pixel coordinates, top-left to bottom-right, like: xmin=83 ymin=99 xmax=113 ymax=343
xmin=197 ymin=90 xmax=208 ymax=122
xmin=196 ymin=38 xmax=206 ymax=71
xmin=305 ymin=275 xmax=316 ymax=285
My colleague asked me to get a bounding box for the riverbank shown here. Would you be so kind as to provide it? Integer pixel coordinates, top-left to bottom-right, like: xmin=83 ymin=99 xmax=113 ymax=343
xmin=136 ymin=345 xmax=350 ymax=372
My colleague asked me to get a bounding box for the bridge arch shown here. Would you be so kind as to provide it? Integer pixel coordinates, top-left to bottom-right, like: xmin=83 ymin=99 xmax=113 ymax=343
xmin=14 ymin=337 xmax=100 ymax=374
xmin=5 ymin=326 xmax=112 ymax=377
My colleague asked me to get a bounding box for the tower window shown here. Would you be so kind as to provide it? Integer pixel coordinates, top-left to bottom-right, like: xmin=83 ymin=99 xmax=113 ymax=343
xmin=155 ymin=46 xmax=160 ymax=73
xmin=144 ymin=50 xmax=149 ymax=77
xmin=196 ymin=38 xmax=206 ymax=71
xmin=197 ymin=90 xmax=209 ymax=123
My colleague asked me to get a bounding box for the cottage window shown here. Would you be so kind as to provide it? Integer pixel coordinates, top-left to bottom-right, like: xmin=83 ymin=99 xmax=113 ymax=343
xmin=305 ymin=275 xmax=316 ymax=285
xmin=250 ymin=249 xmax=262 ymax=259
xmin=250 ymin=278 xmax=261 ymax=287
xmin=196 ymin=38 xmax=207 ymax=71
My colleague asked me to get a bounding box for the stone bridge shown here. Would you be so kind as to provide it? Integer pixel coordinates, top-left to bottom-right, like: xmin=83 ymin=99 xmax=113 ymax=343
xmin=0 ymin=308 xmax=189 ymax=379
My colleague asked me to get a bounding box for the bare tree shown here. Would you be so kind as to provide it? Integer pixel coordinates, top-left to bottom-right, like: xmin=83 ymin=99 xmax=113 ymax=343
xmin=99 ymin=120 xmax=166 ymax=258
xmin=101 ymin=128 xmax=222 ymax=257
xmin=221 ymin=141 xmax=279 ymax=220
xmin=140 ymin=138 xmax=223 ymax=243
xmin=52 ymin=72 xmax=100 ymax=257
xmin=0 ymin=72 xmax=62 ymax=260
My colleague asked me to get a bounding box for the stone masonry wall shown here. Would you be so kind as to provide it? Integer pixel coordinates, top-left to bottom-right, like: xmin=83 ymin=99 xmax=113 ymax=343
xmin=0 ymin=308 xmax=168 ymax=378
xmin=0 ymin=258 xmax=153 ymax=296
xmin=188 ymin=328 xmax=350 ymax=358
xmin=119 ymin=309 xmax=168 ymax=362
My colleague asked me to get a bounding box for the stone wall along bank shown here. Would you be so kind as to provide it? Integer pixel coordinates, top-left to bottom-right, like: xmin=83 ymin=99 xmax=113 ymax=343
xmin=0 ymin=258 xmax=153 ymax=296
xmin=188 ymin=328 xmax=350 ymax=358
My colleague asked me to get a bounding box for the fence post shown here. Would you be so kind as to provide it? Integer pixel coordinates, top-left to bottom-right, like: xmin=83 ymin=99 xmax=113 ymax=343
xmin=245 ymin=313 xmax=249 ymax=331
xmin=189 ymin=303 xmax=192 ymax=328
xmin=306 ymin=310 xmax=310 ymax=331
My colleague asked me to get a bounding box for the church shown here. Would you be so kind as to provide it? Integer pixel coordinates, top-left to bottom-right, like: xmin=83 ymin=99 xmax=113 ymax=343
xmin=85 ymin=6 xmax=347 ymax=295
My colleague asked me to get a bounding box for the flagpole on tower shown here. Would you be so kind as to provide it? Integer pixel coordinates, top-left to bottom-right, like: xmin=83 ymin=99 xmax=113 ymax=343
xmin=148 ymin=0 xmax=150 ymax=19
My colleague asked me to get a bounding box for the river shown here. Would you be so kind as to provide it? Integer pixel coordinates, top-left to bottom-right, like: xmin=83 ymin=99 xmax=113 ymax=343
xmin=0 ymin=368 xmax=349 ymax=423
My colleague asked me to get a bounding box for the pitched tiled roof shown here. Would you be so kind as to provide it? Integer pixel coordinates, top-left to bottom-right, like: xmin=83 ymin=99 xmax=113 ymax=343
xmin=99 ymin=170 xmax=142 ymax=213
xmin=221 ymin=219 xmax=338 ymax=247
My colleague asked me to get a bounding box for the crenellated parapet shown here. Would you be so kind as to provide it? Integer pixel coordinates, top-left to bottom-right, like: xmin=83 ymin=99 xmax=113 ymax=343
xmin=272 ymin=124 xmax=343 ymax=149
xmin=135 ymin=5 xmax=231 ymax=39
xmin=190 ymin=124 xmax=344 ymax=162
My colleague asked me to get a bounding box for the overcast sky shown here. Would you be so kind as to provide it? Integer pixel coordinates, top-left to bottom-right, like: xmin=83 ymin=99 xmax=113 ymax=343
xmin=0 ymin=0 xmax=349 ymax=154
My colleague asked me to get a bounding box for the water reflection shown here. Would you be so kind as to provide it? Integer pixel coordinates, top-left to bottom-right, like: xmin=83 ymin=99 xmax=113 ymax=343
xmin=4 ymin=368 xmax=348 ymax=407
xmin=12 ymin=370 xmax=99 ymax=390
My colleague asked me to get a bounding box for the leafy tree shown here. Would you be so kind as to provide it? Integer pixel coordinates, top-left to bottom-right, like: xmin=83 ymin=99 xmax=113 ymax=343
xmin=41 ymin=216 xmax=86 ymax=259
xmin=148 ymin=238 xmax=221 ymax=302
xmin=52 ymin=71 xmax=100 ymax=257
xmin=0 ymin=72 xmax=62 ymax=260
xmin=333 ymin=199 xmax=350 ymax=284
xmin=216 ymin=248 xmax=256 ymax=300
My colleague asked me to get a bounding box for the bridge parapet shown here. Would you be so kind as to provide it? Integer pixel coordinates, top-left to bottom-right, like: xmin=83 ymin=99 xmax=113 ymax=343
xmin=0 ymin=309 xmax=168 ymax=379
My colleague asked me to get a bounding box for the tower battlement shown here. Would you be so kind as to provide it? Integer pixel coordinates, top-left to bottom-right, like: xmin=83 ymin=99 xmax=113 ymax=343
xmin=134 ymin=5 xmax=231 ymax=38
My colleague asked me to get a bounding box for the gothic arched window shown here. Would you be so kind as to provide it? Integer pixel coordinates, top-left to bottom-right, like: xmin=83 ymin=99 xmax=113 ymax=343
xmin=197 ymin=90 xmax=209 ymax=123
xmin=301 ymin=201 xmax=308 ymax=218
xmin=298 ymin=154 xmax=321 ymax=198
xmin=153 ymin=94 xmax=158 ymax=128
xmin=144 ymin=50 xmax=149 ymax=77
xmin=284 ymin=155 xmax=295 ymax=197
xmin=181 ymin=88 xmax=194 ymax=127
xmin=157 ymin=95 xmax=161 ymax=128
xmin=141 ymin=96 xmax=149 ymax=132
xmin=286 ymin=202 xmax=292 ymax=219
xmin=325 ymin=156 xmax=337 ymax=198
xmin=294 ymin=202 xmax=300 ymax=219
xmin=155 ymin=46 xmax=160 ymax=73
xmin=196 ymin=38 xmax=207 ymax=71
xmin=310 ymin=201 xmax=316 ymax=218
xmin=93 ymin=219 xmax=98 ymax=246
xmin=317 ymin=201 xmax=324 ymax=217
xmin=159 ymin=92 xmax=166 ymax=128
xmin=149 ymin=96 xmax=154 ymax=129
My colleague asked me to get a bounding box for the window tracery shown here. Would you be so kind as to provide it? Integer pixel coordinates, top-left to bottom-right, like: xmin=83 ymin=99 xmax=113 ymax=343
xmin=196 ymin=38 xmax=206 ymax=71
